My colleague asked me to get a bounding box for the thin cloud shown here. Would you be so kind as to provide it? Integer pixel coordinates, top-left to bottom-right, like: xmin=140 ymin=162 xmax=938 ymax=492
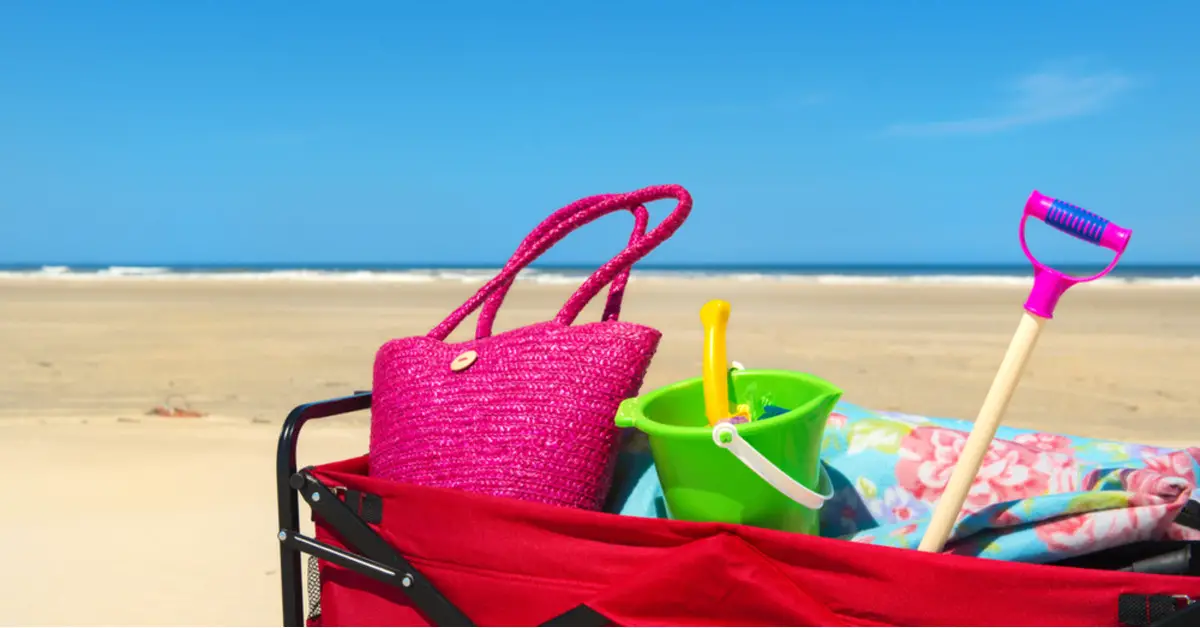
xmin=887 ymin=68 xmax=1133 ymax=137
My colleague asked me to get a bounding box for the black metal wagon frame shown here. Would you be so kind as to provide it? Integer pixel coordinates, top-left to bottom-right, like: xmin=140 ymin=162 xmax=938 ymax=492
xmin=275 ymin=391 xmax=608 ymax=627
xmin=275 ymin=391 xmax=1200 ymax=627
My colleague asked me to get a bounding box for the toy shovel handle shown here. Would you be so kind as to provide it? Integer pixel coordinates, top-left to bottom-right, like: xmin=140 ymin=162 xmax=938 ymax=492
xmin=1024 ymin=190 xmax=1132 ymax=253
xmin=1019 ymin=191 xmax=1134 ymax=319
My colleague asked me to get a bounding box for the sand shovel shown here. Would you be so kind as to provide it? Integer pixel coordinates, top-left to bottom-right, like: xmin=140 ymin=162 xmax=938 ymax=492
xmin=917 ymin=191 xmax=1134 ymax=553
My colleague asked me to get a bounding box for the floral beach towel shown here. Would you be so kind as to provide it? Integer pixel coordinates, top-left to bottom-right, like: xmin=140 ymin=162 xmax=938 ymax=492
xmin=606 ymin=401 xmax=1200 ymax=564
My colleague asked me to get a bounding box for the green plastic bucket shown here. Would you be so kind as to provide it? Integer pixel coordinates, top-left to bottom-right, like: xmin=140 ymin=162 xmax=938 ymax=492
xmin=614 ymin=369 xmax=842 ymax=535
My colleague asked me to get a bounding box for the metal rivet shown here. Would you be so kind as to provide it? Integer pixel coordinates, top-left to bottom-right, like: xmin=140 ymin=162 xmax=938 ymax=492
xmin=311 ymin=492 xmax=320 ymax=502
xmin=401 ymin=573 xmax=413 ymax=588
xmin=278 ymin=530 xmax=287 ymax=541
xmin=450 ymin=350 xmax=478 ymax=372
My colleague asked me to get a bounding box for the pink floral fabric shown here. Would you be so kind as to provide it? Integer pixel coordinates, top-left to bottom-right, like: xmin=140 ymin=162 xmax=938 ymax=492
xmin=817 ymin=403 xmax=1200 ymax=563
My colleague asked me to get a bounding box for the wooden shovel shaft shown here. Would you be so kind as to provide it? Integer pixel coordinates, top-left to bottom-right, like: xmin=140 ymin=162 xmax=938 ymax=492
xmin=916 ymin=311 xmax=1048 ymax=553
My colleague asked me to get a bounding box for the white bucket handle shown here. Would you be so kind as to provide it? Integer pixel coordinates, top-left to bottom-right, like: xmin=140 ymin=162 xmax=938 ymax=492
xmin=712 ymin=421 xmax=833 ymax=510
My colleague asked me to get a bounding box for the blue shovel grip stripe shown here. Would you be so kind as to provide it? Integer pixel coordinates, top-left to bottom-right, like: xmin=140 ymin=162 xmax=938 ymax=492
xmin=1045 ymin=199 xmax=1109 ymax=243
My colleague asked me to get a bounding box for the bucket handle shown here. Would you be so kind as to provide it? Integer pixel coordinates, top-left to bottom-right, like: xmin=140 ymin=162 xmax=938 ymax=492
xmin=712 ymin=422 xmax=833 ymax=510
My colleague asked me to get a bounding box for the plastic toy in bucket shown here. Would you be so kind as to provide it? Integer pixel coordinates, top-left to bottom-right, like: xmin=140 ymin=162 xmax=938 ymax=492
xmin=614 ymin=300 xmax=842 ymax=535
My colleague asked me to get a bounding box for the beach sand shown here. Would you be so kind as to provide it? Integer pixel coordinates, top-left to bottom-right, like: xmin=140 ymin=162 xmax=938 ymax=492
xmin=2 ymin=277 xmax=1198 ymax=625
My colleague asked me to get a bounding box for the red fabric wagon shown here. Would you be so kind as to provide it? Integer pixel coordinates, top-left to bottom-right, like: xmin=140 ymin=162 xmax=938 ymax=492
xmin=276 ymin=392 xmax=1200 ymax=627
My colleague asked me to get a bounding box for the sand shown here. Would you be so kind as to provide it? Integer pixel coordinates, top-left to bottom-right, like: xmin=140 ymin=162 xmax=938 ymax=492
xmin=2 ymin=277 xmax=1198 ymax=625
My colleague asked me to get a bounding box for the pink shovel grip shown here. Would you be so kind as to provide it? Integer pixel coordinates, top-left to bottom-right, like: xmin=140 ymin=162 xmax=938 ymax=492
xmin=1019 ymin=190 xmax=1133 ymax=319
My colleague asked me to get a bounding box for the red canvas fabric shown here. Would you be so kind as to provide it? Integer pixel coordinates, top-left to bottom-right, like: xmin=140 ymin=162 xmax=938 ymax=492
xmin=309 ymin=456 xmax=1200 ymax=627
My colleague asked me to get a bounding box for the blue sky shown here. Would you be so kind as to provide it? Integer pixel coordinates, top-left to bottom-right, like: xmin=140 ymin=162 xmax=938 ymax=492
xmin=1 ymin=1 xmax=1196 ymax=266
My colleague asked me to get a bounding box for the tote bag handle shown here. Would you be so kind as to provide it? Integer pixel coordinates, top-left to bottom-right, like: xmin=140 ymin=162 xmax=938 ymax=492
xmin=427 ymin=184 xmax=691 ymax=342
xmin=473 ymin=195 xmax=650 ymax=339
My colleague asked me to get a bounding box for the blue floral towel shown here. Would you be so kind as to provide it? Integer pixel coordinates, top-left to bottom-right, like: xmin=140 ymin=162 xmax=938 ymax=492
xmin=607 ymin=401 xmax=1200 ymax=564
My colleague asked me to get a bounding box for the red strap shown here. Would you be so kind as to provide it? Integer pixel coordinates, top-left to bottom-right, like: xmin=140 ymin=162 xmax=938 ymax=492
xmin=428 ymin=185 xmax=691 ymax=342
xmin=583 ymin=533 xmax=846 ymax=627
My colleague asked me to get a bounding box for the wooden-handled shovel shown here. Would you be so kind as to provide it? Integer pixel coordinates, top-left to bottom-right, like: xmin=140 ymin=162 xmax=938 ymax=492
xmin=917 ymin=191 xmax=1134 ymax=553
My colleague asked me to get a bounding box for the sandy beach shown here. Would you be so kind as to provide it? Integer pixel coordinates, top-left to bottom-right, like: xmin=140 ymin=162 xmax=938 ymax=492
xmin=2 ymin=276 xmax=1198 ymax=625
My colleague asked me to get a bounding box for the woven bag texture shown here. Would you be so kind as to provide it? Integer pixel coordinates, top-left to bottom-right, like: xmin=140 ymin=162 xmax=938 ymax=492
xmin=369 ymin=185 xmax=693 ymax=510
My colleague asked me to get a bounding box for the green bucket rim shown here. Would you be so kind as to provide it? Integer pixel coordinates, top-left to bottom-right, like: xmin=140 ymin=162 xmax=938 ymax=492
xmin=615 ymin=369 xmax=843 ymax=440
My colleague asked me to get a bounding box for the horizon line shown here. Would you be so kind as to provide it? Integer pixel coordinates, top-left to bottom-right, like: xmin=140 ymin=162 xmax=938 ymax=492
xmin=3 ymin=261 xmax=1199 ymax=270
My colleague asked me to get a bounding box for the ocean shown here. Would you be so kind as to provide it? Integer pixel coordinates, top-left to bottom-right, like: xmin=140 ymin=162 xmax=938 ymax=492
xmin=1 ymin=263 xmax=1198 ymax=286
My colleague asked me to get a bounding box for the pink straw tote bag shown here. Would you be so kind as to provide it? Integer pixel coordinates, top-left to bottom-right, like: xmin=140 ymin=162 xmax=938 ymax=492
xmin=368 ymin=184 xmax=693 ymax=511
